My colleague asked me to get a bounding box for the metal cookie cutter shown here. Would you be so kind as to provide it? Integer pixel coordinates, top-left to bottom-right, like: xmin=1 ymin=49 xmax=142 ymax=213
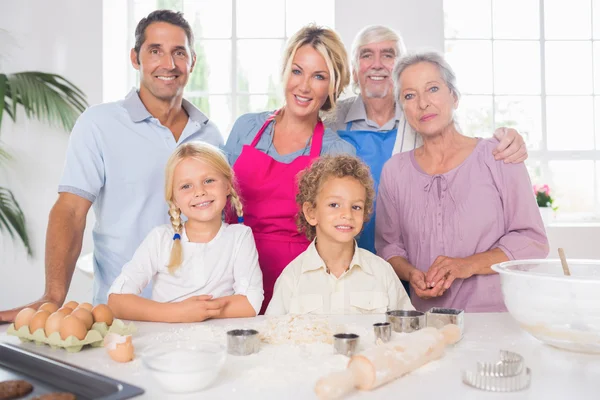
xmin=373 ymin=322 xmax=392 ymax=343
xmin=462 ymin=350 xmax=531 ymax=392
xmin=333 ymin=333 xmax=359 ymax=357
xmin=477 ymin=350 xmax=525 ymax=377
xmin=426 ymin=307 xmax=464 ymax=339
xmin=227 ymin=329 xmax=260 ymax=356
xmin=386 ymin=310 xmax=425 ymax=333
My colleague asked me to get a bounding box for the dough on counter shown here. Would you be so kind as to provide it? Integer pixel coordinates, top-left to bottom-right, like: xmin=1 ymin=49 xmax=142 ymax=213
xmin=0 ymin=380 xmax=33 ymax=400
xmin=31 ymin=393 xmax=76 ymax=400
xmin=260 ymin=315 xmax=334 ymax=344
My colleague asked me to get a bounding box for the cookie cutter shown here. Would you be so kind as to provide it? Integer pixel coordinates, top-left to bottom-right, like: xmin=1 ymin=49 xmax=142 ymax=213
xmin=426 ymin=307 xmax=464 ymax=339
xmin=226 ymin=329 xmax=260 ymax=356
xmin=386 ymin=310 xmax=425 ymax=333
xmin=373 ymin=322 xmax=392 ymax=343
xmin=462 ymin=350 xmax=530 ymax=392
xmin=333 ymin=333 xmax=359 ymax=357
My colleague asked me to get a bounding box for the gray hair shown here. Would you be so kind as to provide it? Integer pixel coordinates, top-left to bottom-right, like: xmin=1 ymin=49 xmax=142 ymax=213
xmin=351 ymin=25 xmax=406 ymax=91
xmin=393 ymin=51 xmax=460 ymax=109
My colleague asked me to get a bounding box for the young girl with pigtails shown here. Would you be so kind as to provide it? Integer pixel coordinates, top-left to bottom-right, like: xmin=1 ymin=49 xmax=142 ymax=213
xmin=107 ymin=142 xmax=263 ymax=322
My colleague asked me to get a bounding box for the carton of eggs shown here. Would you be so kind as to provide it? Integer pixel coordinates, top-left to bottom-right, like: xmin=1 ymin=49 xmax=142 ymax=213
xmin=7 ymin=301 xmax=135 ymax=353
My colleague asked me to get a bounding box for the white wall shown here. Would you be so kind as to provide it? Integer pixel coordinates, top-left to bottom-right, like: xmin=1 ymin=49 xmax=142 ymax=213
xmin=0 ymin=0 xmax=101 ymax=309
xmin=0 ymin=0 xmax=598 ymax=310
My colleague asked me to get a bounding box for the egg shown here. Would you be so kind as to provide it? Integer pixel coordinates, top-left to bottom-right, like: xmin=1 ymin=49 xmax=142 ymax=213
xmin=45 ymin=312 xmax=65 ymax=336
xmin=14 ymin=308 xmax=37 ymax=330
xmin=92 ymin=304 xmax=114 ymax=326
xmin=104 ymin=333 xmax=134 ymax=363
xmin=57 ymin=306 xmax=73 ymax=316
xmin=59 ymin=315 xmax=88 ymax=340
xmin=29 ymin=310 xmax=51 ymax=334
xmin=71 ymin=307 xmax=93 ymax=330
xmin=78 ymin=302 xmax=93 ymax=311
xmin=38 ymin=302 xmax=59 ymax=313
xmin=63 ymin=300 xmax=79 ymax=310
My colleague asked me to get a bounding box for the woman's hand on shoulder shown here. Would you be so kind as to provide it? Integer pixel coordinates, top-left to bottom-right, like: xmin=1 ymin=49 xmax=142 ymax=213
xmin=492 ymin=127 xmax=527 ymax=163
xmin=175 ymin=295 xmax=226 ymax=322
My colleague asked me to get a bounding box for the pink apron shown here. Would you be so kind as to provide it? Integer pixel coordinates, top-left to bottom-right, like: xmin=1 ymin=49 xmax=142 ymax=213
xmin=228 ymin=112 xmax=324 ymax=314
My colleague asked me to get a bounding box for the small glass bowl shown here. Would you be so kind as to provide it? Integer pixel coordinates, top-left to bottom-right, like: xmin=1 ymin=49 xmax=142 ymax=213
xmin=142 ymin=341 xmax=226 ymax=393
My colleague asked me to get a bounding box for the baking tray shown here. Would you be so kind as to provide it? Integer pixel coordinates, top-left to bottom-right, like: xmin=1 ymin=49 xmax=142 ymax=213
xmin=0 ymin=342 xmax=144 ymax=399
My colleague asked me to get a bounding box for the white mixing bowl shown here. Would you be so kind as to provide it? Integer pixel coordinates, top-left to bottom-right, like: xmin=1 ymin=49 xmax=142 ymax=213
xmin=492 ymin=259 xmax=600 ymax=354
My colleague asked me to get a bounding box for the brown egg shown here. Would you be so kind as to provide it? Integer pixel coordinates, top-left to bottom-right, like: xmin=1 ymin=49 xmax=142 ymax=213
xmin=45 ymin=312 xmax=65 ymax=336
xmin=59 ymin=315 xmax=88 ymax=340
xmin=71 ymin=308 xmax=93 ymax=330
xmin=63 ymin=301 xmax=79 ymax=310
xmin=14 ymin=308 xmax=37 ymax=330
xmin=38 ymin=302 xmax=59 ymax=313
xmin=92 ymin=304 xmax=114 ymax=326
xmin=29 ymin=310 xmax=51 ymax=334
xmin=57 ymin=306 xmax=73 ymax=316
xmin=104 ymin=334 xmax=134 ymax=363
xmin=78 ymin=302 xmax=93 ymax=311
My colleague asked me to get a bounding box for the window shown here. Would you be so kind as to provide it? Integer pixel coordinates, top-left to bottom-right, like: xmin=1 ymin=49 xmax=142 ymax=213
xmin=129 ymin=0 xmax=334 ymax=138
xmin=444 ymin=0 xmax=600 ymax=221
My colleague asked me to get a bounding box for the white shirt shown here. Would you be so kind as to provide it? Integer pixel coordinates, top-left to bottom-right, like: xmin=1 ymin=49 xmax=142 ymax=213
xmin=265 ymin=240 xmax=413 ymax=315
xmin=108 ymin=223 xmax=264 ymax=314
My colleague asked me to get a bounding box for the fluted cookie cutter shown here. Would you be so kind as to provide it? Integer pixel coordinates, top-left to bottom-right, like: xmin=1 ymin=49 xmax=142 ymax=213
xmin=462 ymin=350 xmax=530 ymax=392
xmin=476 ymin=350 xmax=524 ymax=377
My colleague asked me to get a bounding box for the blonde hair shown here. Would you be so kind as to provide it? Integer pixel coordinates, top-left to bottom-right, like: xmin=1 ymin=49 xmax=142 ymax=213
xmin=164 ymin=142 xmax=243 ymax=273
xmin=281 ymin=24 xmax=350 ymax=114
xmin=350 ymin=25 xmax=406 ymax=92
xmin=296 ymin=155 xmax=375 ymax=241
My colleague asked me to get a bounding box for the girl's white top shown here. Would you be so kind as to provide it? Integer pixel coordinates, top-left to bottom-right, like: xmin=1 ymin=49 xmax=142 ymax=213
xmin=107 ymin=223 xmax=264 ymax=314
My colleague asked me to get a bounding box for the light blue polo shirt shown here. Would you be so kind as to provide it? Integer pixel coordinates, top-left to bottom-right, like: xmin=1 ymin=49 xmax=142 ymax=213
xmin=58 ymin=89 xmax=223 ymax=305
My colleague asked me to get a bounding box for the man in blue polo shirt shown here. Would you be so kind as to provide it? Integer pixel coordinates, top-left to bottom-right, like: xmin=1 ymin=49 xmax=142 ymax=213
xmin=0 ymin=10 xmax=222 ymax=321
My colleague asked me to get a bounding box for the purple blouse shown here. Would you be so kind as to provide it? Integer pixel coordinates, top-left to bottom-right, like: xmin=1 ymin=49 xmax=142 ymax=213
xmin=375 ymin=138 xmax=549 ymax=312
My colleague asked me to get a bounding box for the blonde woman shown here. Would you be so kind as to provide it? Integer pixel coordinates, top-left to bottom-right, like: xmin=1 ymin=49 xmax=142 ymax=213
xmin=107 ymin=142 xmax=263 ymax=322
xmin=224 ymin=25 xmax=355 ymax=313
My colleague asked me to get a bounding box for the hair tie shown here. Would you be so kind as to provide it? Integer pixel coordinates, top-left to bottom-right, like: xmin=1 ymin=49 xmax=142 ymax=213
xmin=237 ymin=216 xmax=244 ymax=224
xmin=173 ymin=233 xmax=181 ymax=240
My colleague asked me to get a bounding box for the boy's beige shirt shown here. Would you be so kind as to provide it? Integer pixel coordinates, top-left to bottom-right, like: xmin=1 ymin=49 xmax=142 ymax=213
xmin=265 ymin=240 xmax=414 ymax=315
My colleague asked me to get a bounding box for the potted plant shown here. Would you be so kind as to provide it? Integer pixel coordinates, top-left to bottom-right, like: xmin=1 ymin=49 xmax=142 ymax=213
xmin=533 ymin=184 xmax=557 ymax=225
xmin=0 ymin=71 xmax=87 ymax=255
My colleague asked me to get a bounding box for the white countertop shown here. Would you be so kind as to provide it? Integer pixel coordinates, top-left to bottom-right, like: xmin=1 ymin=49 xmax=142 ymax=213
xmin=1 ymin=313 xmax=599 ymax=400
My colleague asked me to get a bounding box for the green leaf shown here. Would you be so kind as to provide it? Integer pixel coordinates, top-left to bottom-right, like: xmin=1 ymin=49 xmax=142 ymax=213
xmin=4 ymin=71 xmax=88 ymax=132
xmin=0 ymin=186 xmax=32 ymax=256
xmin=0 ymin=74 xmax=6 ymax=130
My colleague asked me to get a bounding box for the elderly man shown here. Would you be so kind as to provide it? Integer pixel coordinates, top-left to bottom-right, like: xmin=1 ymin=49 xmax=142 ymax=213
xmin=326 ymin=25 xmax=527 ymax=255
xmin=0 ymin=10 xmax=223 ymax=322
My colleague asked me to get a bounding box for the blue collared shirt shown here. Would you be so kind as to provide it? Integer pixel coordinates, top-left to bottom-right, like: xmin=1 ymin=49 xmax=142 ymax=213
xmin=224 ymin=111 xmax=356 ymax=166
xmin=58 ymin=88 xmax=223 ymax=305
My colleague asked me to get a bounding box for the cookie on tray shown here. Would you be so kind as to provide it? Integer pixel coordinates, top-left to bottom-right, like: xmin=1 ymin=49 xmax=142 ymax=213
xmin=31 ymin=393 xmax=76 ymax=400
xmin=0 ymin=380 xmax=34 ymax=400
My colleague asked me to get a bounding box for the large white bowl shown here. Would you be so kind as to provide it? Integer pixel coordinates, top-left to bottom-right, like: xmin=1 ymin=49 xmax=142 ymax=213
xmin=492 ymin=259 xmax=600 ymax=354
xmin=142 ymin=341 xmax=227 ymax=393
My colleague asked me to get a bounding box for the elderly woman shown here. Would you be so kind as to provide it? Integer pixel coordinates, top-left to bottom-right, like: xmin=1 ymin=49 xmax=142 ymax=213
xmin=375 ymin=51 xmax=549 ymax=312
xmin=224 ymin=25 xmax=355 ymax=313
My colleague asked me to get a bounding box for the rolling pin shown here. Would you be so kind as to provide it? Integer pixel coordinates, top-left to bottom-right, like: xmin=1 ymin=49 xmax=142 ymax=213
xmin=315 ymin=324 xmax=461 ymax=399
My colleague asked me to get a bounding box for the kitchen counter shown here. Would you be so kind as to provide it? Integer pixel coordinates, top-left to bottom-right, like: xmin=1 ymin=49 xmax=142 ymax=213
xmin=1 ymin=313 xmax=598 ymax=399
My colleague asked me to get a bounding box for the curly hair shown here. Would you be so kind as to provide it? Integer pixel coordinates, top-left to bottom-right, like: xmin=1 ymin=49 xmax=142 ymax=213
xmin=296 ymin=155 xmax=375 ymax=241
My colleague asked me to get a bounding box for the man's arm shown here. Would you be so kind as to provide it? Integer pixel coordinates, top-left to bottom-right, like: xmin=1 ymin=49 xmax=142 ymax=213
xmin=0 ymin=192 xmax=91 ymax=322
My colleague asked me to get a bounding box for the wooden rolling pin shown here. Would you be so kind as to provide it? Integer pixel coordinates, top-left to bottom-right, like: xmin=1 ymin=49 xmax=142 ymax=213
xmin=315 ymin=324 xmax=461 ymax=399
